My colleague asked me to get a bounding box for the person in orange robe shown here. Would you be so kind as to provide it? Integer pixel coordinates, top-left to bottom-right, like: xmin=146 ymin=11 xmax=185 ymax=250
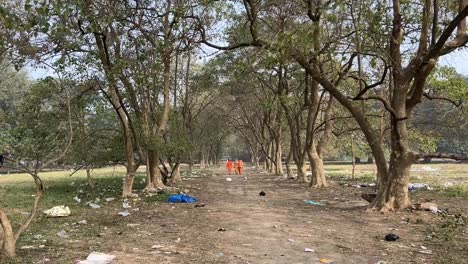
xmin=238 ymin=160 xmax=244 ymax=175
xmin=226 ymin=159 xmax=233 ymax=175
xmin=234 ymin=159 xmax=240 ymax=175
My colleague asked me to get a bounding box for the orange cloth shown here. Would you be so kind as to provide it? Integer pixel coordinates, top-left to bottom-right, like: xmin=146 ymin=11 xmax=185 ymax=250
xmin=234 ymin=160 xmax=240 ymax=175
xmin=238 ymin=160 xmax=244 ymax=174
xmin=226 ymin=160 xmax=233 ymax=175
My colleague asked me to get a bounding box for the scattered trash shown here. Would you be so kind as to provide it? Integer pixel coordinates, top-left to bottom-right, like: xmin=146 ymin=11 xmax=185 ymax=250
xmin=57 ymin=230 xmax=69 ymax=238
xmin=77 ymin=252 xmax=116 ymax=264
xmin=126 ymin=223 xmax=140 ymax=227
xmin=175 ymin=237 xmax=181 ymax=243
xmin=226 ymin=177 xmax=233 ymax=182
xmin=414 ymin=202 xmax=439 ymax=213
xmin=218 ymin=228 xmax=226 ymax=232
xmin=43 ymin=206 xmax=71 ymax=217
xmin=417 ymin=249 xmax=433 ymax=255
xmin=443 ymin=182 xmax=455 ymax=188
xmin=194 ymin=204 xmax=206 ymax=208
xmin=105 ymin=198 xmax=115 ymax=202
xmin=122 ymin=200 xmax=131 ymax=208
xmin=78 ymin=220 xmax=88 ymax=225
xmin=408 ymin=183 xmax=432 ymax=192
xmin=304 ymin=248 xmax=315 ymax=252
xmin=118 ymin=210 xmax=130 ymax=217
xmin=319 ymin=258 xmax=334 ymax=263
xmin=304 ymin=200 xmax=322 ymax=206
xmin=384 ymin=233 xmax=399 ymax=241
xmin=259 ymin=191 xmax=266 ymax=196
xmin=167 ymin=194 xmax=198 ymax=203
xmin=288 ymin=238 xmax=295 ymax=243
xmin=351 ymin=184 xmax=361 ymax=188
xmin=89 ymin=203 xmax=101 ymax=209
xmin=74 ymin=196 xmax=81 ymax=203
xmin=151 ymin=245 xmax=164 ymax=249
xmin=21 ymin=245 xmax=36 ymax=249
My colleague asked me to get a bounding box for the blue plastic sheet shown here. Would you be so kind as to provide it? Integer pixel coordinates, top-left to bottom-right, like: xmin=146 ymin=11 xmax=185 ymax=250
xmin=167 ymin=194 xmax=198 ymax=203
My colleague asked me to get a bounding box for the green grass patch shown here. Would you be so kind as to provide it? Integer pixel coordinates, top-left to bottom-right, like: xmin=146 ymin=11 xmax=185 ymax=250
xmin=438 ymin=185 xmax=468 ymax=199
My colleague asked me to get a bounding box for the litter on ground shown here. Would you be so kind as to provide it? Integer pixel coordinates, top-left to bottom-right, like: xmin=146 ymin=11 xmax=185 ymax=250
xmin=43 ymin=206 xmax=71 ymax=217
xmin=77 ymin=252 xmax=116 ymax=264
xmin=167 ymin=194 xmax=198 ymax=203
xmin=304 ymin=200 xmax=322 ymax=206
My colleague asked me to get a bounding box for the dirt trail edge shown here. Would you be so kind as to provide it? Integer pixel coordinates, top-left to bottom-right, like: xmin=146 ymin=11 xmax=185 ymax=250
xmin=97 ymin=168 xmax=437 ymax=264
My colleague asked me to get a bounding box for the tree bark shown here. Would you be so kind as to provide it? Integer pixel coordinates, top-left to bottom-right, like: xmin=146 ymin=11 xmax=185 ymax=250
xmin=308 ymin=143 xmax=327 ymax=187
xmin=171 ymin=162 xmax=182 ymax=184
xmin=0 ymin=209 xmax=15 ymax=257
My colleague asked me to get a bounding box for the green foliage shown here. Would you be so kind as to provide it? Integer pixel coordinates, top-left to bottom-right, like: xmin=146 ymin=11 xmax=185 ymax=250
xmin=4 ymin=78 xmax=72 ymax=163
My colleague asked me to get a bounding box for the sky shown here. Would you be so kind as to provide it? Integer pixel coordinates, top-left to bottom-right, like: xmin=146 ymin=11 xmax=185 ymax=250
xmin=27 ymin=47 xmax=468 ymax=80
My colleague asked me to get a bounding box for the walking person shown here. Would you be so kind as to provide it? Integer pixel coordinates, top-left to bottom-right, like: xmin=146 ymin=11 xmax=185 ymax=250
xmin=234 ymin=159 xmax=240 ymax=175
xmin=226 ymin=159 xmax=233 ymax=175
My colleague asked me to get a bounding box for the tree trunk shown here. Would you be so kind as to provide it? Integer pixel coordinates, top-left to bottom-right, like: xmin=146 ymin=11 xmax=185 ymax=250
xmin=370 ymin=153 xmax=413 ymax=211
xmin=351 ymin=135 xmax=356 ymax=180
xmin=296 ymin=162 xmax=308 ymax=183
xmin=0 ymin=209 xmax=15 ymax=258
xmin=122 ymin=168 xmax=136 ymax=197
xmin=145 ymin=153 xmax=154 ymax=191
xmin=189 ymin=151 xmax=194 ymax=172
xmin=149 ymin=151 xmax=165 ymax=189
xmin=171 ymin=162 xmax=182 ymax=184
xmin=308 ymin=143 xmax=327 ymax=187
xmin=285 ymin=147 xmax=293 ymax=178
xmin=86 ymin=167 xmax=94 ymax=187
xmin=274 ymin=136 xmax=283 ymax=175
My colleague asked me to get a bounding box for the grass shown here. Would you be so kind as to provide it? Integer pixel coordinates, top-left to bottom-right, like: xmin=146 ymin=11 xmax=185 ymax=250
xmin=0 ymin=166 xmax=173 ymax=263
xmin=427 ymin=212 xmax=468 ymax=263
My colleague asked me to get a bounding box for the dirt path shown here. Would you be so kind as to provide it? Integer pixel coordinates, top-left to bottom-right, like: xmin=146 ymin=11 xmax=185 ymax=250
xmin=85 ymin=168 xmax=442 ymax=264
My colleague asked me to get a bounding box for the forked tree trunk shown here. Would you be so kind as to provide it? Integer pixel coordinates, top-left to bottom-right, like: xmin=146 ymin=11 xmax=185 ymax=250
xmin=149 ymin=151 xmax=165 ymax=189
xmin=171 ymin=162 xmax=182 ymax=184
xmin=370 ymin=152 xmax=413 ymax=210
xmin=308 ymin=143 xmax=327 ymax=187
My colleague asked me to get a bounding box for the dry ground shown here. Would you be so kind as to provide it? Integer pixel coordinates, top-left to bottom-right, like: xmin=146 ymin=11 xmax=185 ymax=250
xmin=1 ymin=165 xmax=467 ymax=264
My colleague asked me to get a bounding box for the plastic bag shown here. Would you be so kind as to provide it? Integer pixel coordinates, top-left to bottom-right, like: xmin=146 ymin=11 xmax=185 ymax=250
xmin=167 ymin=194 xmax=198 ymax=203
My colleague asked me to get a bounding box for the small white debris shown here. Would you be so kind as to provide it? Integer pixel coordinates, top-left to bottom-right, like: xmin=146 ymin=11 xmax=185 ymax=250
xmin=175 ymin=237 xmax=181 ymax=243
xmin=152 ymin=245 xmax=164 ymax=249
xmin=226 ymin=178 xmax=232 ymax=182
xmin=127 ymin=223 xmax=140 ymax=227
xmin=288 ymin=238 xmax=295 ymax=243
xmin=43 ymin=206 xmax=71 ymax=217
xmin=89 ymin=203 xmax=101 ymax=209
xmin=122 ymin=202 xmax=131 ymax=209
xmin=57 ymin=230 xmax=69 ymax=238
xmin=118 ymin=210 xmax=130 ymax=217
xmin=21 ymin=245 xmax=36 ymax=249
xmin=304 ymin=248 xmax=315 ymax=252
xmin=74 ymin=196 xmax=81 ymax=203
xmin=77 ymin=252 xmax=116 ymax=264
xmin=105 ymin=197 xmax=115 ymax=202
xmin=78 ymin=220 xmax=88 ymax=225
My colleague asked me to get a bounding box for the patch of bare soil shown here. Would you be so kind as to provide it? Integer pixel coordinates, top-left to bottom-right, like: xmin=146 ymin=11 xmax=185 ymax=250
xmin=19 ymin=168 xmax=468 ymax=264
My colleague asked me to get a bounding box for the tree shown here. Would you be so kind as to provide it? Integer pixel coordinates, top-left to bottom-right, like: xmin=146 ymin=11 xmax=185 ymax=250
xmin=0 ymin=77 xmax=73 ymax=258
